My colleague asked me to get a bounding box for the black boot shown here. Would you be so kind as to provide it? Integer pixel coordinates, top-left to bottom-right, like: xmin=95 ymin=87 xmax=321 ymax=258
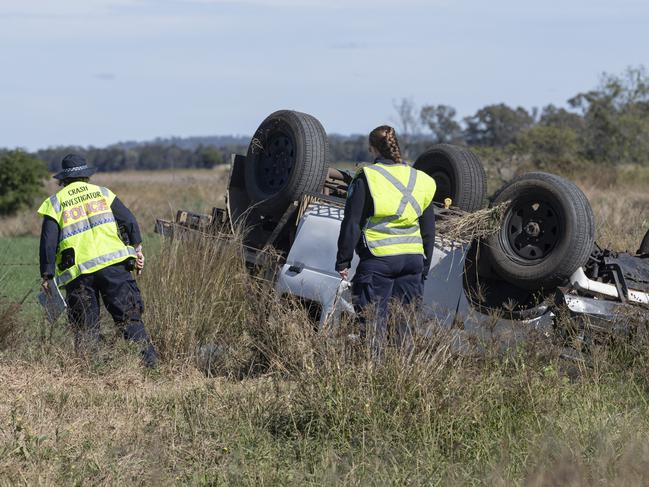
xmin=124 ymin=322 xmax=158 ymax=368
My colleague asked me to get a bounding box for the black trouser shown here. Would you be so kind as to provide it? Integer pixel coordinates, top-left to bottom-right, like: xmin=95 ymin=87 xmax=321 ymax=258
xmin=352 ymin=254 xmax=424 ymax=356
xmin=65 ymin=261 xmax=157 ymax=366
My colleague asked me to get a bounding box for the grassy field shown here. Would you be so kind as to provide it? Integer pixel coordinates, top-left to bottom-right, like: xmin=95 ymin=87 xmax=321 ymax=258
xmin=1 ymin=164 xmax=649 ymax=485
xmin=0 ymin=237 xmax=39 ymax=300
xmin=0 ymin=168 xmax=228 ymax=239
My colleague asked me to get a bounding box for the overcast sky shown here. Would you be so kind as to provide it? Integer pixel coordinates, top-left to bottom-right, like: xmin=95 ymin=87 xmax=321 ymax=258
xmin=1 ymin=0 xmax=647 ymax=150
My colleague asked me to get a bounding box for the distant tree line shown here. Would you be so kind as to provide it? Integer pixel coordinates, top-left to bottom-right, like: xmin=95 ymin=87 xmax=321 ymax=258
xmin=6 ymin=66 xmax=649 ymax=173
xmin=33 ymin=144 xmax=243 ymax=173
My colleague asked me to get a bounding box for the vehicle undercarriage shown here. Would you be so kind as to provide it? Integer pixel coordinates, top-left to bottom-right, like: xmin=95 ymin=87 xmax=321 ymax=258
xmin=156 ymin=110 xmax=649 ymax=354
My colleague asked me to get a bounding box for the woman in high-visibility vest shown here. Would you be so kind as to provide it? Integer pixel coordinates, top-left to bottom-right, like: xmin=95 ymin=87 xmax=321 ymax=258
xmin=335 ymin=126 xmax=436 ymax=354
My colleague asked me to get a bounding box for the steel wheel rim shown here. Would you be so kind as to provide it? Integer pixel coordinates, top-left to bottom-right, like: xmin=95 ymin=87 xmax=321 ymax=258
xmin=501 ymin=196 xmax=563 ymax=263
xmin=257 ymin=130 xmax=295 ymax=194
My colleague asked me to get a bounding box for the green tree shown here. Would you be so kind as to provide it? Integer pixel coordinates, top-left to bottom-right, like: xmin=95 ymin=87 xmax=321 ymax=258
xmin=0 ymin=151 xmax=48 ymax=215
xmin=538 ymin=104 xmax=584 ymax=132
xmin=463 ymin=103 xmax=534 ymax=147
xmin=420 ymin=104 xmax=463 ymax=144
xmin=569 ymin=66 xmax=649 ymax=164
xmin=515 ymin=125 xmax=581 ymax=170
xmin=196 ymin=146 xmax=224 ymax=168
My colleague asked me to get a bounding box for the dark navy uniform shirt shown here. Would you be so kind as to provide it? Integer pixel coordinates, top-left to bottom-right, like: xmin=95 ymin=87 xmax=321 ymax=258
xmin=39 ymin=197 xmax=142 ymax=278
xmin=335 ymin=159 xmax=436 ymax=276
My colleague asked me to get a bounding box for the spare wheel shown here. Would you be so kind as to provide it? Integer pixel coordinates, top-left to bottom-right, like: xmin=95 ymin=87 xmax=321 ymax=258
xmin=245 ymin=110 xmax=329 ymax=217
xmin=414 ymin=144 xmax=487 ymax=213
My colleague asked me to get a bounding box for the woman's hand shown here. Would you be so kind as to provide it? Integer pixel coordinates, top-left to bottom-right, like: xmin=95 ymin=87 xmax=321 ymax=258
xmin=339 ymin=268 xmax=349 ymax=281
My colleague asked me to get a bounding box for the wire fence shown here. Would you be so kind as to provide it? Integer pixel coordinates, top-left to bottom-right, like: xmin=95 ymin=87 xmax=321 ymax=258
xmin=1 ymin=260 xmax=42 ymax=302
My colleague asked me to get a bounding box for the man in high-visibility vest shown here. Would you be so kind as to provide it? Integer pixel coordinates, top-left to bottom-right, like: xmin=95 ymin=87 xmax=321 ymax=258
xmin=336 ymin=126 xmax=436 ymax=354
xmin=38 ymin=154 xmax=157 ymax=367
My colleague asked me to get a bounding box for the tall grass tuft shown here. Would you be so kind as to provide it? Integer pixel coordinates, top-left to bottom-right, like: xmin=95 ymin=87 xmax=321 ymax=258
xmin=141 ymin=231 xmax=317 ymax=376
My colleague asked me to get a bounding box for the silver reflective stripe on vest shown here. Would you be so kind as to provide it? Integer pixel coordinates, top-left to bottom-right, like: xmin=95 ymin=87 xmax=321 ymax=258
xmin=369 ymin=165 xmax=422 ymax=216
xmin=49 ymin=195 xmax=61 ymax=213
xmin=78 ymin=247 xmax=136 ymax=273
xmin=366 ymin=235 xmax=423 ymax=249
xmin=54 ymin=269 xmax=74 ymax=288
xmin=367 ymin=221 xmax=420 ymax=235
xmin=55 ymin=247 xmax=136 ymax=287
xmin=59 ymin=213 xmax=117 ymax=242
xmin=100 ymin=187 xmax=109 ymax=197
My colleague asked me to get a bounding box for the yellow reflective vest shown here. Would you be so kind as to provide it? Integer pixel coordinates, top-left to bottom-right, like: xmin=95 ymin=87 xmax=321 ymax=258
xmin=37 ymin=181 xmax=136 ymax=288
xmin=360 ymin=162 xmax=436 ymax=257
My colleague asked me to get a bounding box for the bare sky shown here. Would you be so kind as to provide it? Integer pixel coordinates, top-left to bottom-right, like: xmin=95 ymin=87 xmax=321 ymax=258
xmin=1 ymin=0 xmax=647 ymax=150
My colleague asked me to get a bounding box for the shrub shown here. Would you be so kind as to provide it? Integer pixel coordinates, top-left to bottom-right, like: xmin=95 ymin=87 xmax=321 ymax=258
xmin=0 ymin=150 xmax=48 ymax=215
xmin=515 ymin=125 xmax=582 ymax=171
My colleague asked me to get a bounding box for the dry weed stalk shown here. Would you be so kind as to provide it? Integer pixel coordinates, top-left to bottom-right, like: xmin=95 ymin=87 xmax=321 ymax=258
xmin=140 ymin=229 xmax=317 ymax=376
xmin=436 ymin=201 xmax=510 ymax=244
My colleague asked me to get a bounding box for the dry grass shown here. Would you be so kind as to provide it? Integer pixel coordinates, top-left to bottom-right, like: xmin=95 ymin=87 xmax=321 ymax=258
xmin=437 ymin=202 xmax=510 ymax=243
xmin=94 ymin=168 xmax=228 ymax=227
xmin=580 ymin=183 xmax=649 ymax=252
xmin=2 ymin=163 xmax=649 ymax=484
xmin=0 ymin=359 xmax=212 ymax=484
xmin=0 ymin=168 xmax=228 ymax=238
xmin=3 ymin=275 xmax=649 ymax=485
xmin=140 ymin=231 xmax=316 ymax=376
xmin=560 ymin=165 xmax=649 ymax=252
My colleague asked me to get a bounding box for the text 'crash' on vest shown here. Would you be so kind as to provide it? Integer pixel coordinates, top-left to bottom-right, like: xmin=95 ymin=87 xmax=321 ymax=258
xmin=61 ymin=190 xmax=104 ymax=208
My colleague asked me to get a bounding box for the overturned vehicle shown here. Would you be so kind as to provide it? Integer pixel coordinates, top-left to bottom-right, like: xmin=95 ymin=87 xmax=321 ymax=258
xmin=157 ymin=110 xmax=649 ymax=351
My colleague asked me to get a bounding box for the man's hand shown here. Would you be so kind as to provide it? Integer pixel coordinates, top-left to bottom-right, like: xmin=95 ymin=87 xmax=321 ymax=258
xmin=41 ymin=278 xmax=51 ymax=295
xmin=134 ymin=245 xmax=145 ymax=274
xmin=339 ymin=268 xmax=349 ymax=281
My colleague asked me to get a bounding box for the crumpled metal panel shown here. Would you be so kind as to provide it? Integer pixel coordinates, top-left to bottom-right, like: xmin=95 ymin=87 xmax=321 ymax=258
xmin=603 ymin=252 xmax=649 ymax=292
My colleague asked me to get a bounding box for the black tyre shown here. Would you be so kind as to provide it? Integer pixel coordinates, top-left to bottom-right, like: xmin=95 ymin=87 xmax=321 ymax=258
xmin=639 ymin=229 xmax=649 ymax=255
xmin=414 ymin=144 xmax=487 ymax=212
xmin=484 ymin=172 xmax=595 ymax=291
xmin=245 ymin=110 xmax=329 ymax=217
